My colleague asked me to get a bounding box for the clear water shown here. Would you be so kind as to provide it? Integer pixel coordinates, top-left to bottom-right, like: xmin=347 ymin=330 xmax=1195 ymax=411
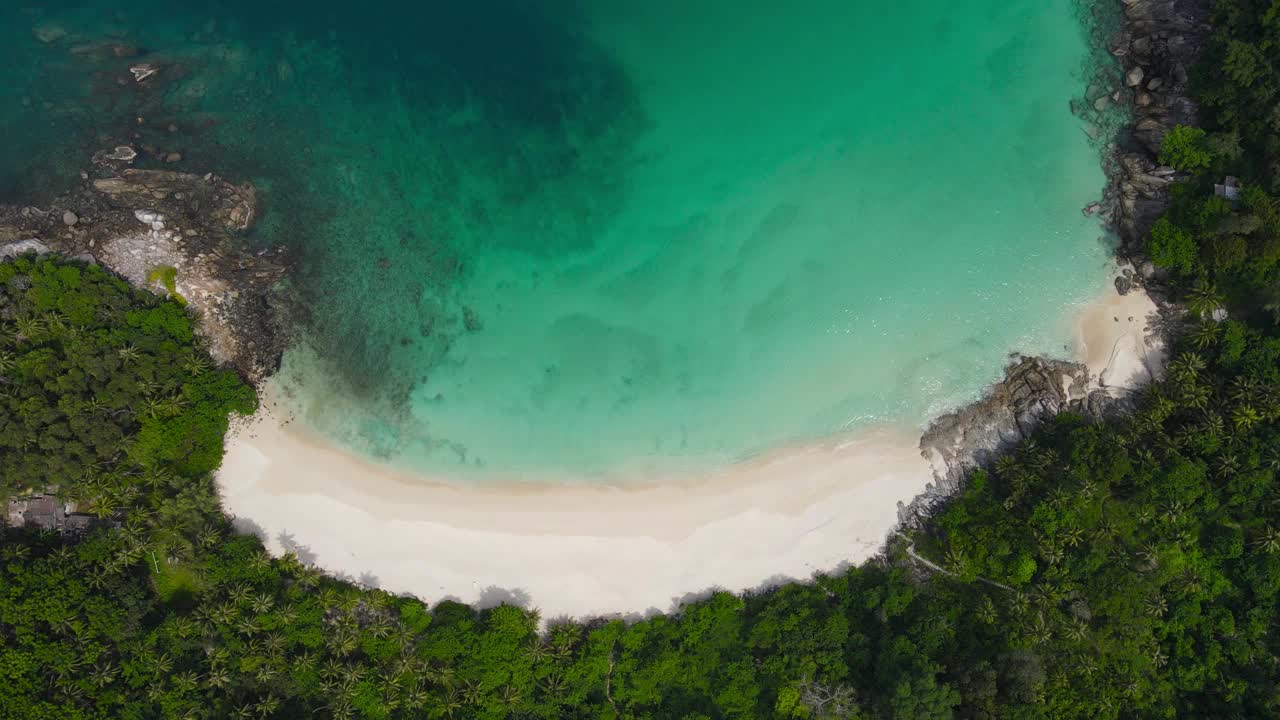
xmin=5 ymin=1 xmax=1111 ymax=479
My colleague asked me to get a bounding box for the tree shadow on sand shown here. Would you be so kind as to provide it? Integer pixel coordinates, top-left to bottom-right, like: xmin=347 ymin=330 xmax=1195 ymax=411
xmin=475 ymin=585 xmax=532 ymax=610
xmin=276 ymin=530 xmax=318 ymax=566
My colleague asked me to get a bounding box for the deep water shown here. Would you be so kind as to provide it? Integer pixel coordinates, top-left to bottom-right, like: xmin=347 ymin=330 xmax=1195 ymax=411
xmin=3 ymin=1 xmax=1112 ymax=478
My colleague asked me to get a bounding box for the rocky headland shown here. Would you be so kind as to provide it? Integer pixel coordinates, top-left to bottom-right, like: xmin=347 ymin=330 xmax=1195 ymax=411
xmin=904 ymin=0 xmax=1207 ymax=524
xmin=0 ymin=161 xmax=288 ymax=381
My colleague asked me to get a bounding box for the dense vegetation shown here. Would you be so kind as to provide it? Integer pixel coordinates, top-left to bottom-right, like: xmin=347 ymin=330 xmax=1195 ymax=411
xmin=0 ymin=256 xmax=255 ymax=501
xmin=4 ymin=2 xmax=1280 ymax=718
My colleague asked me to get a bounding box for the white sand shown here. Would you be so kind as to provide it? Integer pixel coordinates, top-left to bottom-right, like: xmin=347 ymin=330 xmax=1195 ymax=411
xmin=217 ymin=282 xmax=1162 ymax=619
xmin=1074 ymin=280 xmax=1164 ymax=393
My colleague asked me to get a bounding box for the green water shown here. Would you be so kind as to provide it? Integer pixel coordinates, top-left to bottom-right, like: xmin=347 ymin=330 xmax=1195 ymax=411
xmin=5 ymin=1 xmax=1111 ymax=478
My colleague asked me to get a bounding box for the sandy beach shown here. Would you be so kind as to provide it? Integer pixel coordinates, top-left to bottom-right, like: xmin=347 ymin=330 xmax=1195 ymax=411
xmin=217 ymin=281 xmax=1162 ymax=619
xmin=1074 ymin=280 xmax=1164 ymax=393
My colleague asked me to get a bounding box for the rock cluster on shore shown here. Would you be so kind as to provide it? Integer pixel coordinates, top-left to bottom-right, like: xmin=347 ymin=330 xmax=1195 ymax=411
xmin=0 ymin=161 xmax=288 ymax=381
xmin=1107 ymin=0 xmax=1209 ymax=263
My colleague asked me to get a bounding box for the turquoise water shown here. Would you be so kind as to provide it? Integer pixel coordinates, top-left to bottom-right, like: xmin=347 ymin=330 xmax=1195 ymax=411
xmin=5 ymin=1 xmax=1111 ymax=478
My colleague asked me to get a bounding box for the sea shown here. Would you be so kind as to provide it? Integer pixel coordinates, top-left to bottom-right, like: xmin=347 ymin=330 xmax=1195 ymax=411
xmin=1 ymin=0 xmax=1115 ymax=480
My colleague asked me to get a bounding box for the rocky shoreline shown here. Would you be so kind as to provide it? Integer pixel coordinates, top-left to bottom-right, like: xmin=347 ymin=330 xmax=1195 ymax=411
xmin=0 ymin=30 xmax=293 ymax=382
xmin=903 ymin=0 xmax=1208 ymax=525
xmin=0 ymin=164 xmax=288 ymax=381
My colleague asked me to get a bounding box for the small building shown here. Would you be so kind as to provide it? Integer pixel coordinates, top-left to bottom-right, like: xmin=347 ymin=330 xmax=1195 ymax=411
xmin=6 ymin=494 xmax=99 ymax=534
xmin=1214 ymin=176 xmax=1241 ymax=201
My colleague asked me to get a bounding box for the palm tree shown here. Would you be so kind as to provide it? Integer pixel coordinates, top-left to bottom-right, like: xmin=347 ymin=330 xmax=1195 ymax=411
xmin=1137 ymin=543 xmax=1160 ymax=571
xmin=150 ymin=651 xmax=174 ymax=675
xmin=236 ymin=618 xmax=262 ymax=637
xmin=255 ymin=694 xmax=280 ymax=718
xmin=1178 ymin=568 xmax=1204 ymax=596
xmin=262 ymin=631 xmax=286 ymax=655
xmin=1077 ymin=478 xmax=1099 ymax=501
xmin=173 ymin=671 xmax=199 ymax=694
xmin=433 ymin=691 xmax=465 ymax=719
xmin=1064 ymin=619 xmax=1089 ymax=642
xmin=368 ymin=615 xmax=393 ymax=639
xmin=254 ymin=664 xmax=278 ymax=684
xmin=14 ymin=315 xmax=45 ymax=343
xmin=197 ymin=524 xmax=222 ymax=549
xmin=295 ymin=651 xmax=317 ymax=673
xmin=171 ymin=617 xmax=198 ymax=639
xmin=1144 ymin=593 xmax=1167 ymax=618
xmin=276 ymin=603 xmax=298 ymax=625
xmin=460 ymin=679 xmax=484 ymax=705
xmin=405 ymin=685 xmax=431 ymax=712
xmin=213 ymin=603 xmax=239 ymax=626
xmin=1216 ymin=452 xmax=1241 ymax=479
xmin=1180 ymin=381 xmax=1212 ymax=410
xmin=1187 ymin=278 xmax=1226 ymax=318
xmin=320 ymin=660 xmax=346 ymax=681
xmin=499 ymin=684 xmax=523 ymax=706
xmin=943 ymin=547 xmax=969 ymax=574
xmin=541 ymin=674 xmax=568 ymax=698
xmin=1252 ymin=526 xmax=1280 ymax=554
xmin=205 ymin=667 xmax=231 ymax=690
xmin=1160 ymin=500 xmax=1186 ymax=524
xmin=229 ymin=583 xmax=253 ymax=606
xmin=183 ymin=352 xmax=211 ymax=376
xmin=117 ymin=343 xmax=141 ymax=363
xmin=331 ymin=629 xmax=358 ymax=657
xmin=140 ymin=397 xmax=167 ymax=419
xmin=1188 ymin=320 xmax=1221 ymax=349
xmin=1231 ymin=376 xmax=1263 ymax=404
xmin=1168 ymin=352 xmax=1205 ymax=385
xmin=296 ymin=565 xmax=323 ymax=590
xmin=249 ymin=550 xmax=273 ymax=572
xmin=250 ymin=593 xmax=275 ymax=615
xmin=90 ymin=661 xmax=119 ymax=688
xmin=518 ymin=638 xmax=547 ymax=666
xmin=975 ymin=596 xmax=998 ymax=625
xmin=1232 ymin=405 xmax=1262 ymax=432
xmin=427 ymin=664 xmax=456 ymax=689
xmin=1024 ymin=614 xmax=1053 ymax=646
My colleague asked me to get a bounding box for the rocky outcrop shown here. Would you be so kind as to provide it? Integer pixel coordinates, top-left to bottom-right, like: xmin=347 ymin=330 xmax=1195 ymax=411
xmin=1105 ymin=0 xmax=1209 ymax=257
xmin=902 ymin=0 xmax=1206 ymax=526
xmin=901 ymin=357 xmax=1132 ymax=524
xmin=0 ymin=162 xmax=288 ymax=380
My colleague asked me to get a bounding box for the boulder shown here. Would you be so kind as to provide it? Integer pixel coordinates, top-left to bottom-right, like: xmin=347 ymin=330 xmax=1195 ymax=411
xmin=0 ymin=239 xmax=51 ymax=260
xmin=1126 ymin=66 xmax=1145 ymax=87
xmin=1115 ymin=274 xmax=1134 ymax=296
xmin=919 ymin=356 xmax=1100 ymax=491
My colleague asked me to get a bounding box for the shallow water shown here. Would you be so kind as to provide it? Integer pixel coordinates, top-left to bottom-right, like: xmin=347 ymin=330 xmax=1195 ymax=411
xmin=5 ymin=1 xmax=1111 ymax=479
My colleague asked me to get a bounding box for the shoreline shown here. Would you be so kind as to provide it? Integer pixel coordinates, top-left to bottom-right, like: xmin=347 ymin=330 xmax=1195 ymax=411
xmin=216 ymin=279 xmax=1160 ymax=619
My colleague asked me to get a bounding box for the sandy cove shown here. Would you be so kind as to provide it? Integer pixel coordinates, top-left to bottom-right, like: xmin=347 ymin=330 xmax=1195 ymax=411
xmin=216 ymin=282 xmax=1162 ymax=619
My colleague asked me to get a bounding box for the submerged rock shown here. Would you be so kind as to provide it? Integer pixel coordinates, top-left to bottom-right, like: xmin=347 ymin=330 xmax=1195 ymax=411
xmin=129 ymin=63 xmax=159 ymax=83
